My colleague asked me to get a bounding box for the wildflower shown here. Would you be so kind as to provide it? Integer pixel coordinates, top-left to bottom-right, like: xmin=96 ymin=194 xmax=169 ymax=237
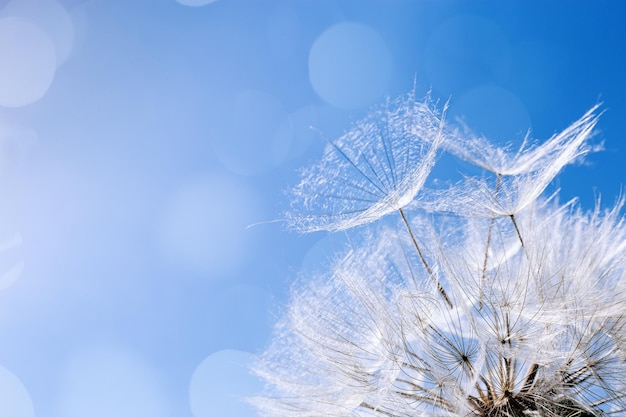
xmin=417 ymin=105 xmax=602 ymax=218
xmin=414 ymin=105 xmax=602 ymax=301
xmin=253 ymin=197 xmax=626 ymax=417
xmin=444 ymin=104 xmax=601 ymax=177
xmin=287 ymin=91 xmax=451 ymax=305
xmin=253 ymin=98 xmax=623 ymax=417
xmin=285 ymin=91 xmax=446 ymax=233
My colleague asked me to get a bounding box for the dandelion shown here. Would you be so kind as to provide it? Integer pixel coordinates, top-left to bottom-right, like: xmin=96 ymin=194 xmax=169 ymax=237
xmin=416 ymin=105 xmax=602 ymax=219
xmin=254 ymin=198 xmax=626 ymax=417
xmin=285 ymin=91 xmax=446 ymax=233
xmin=252 ymin=98 xmax=625 ymax=417
xmin=414 ymin=105 xmax=602 ymax=305
xmin=287 ymin=91 xmax=451 ymax=305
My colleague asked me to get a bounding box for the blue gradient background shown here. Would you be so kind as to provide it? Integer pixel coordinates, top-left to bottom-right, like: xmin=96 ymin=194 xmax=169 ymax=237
xmin=0 ymin=0 xmax=624 ymax=416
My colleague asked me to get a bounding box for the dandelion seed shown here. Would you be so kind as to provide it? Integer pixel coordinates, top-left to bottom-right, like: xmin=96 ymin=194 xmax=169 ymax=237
xmin=445 ymin=104 xmax=602 ymax=177
xmin=253 ymin=99 xmax=625 ymax=417
xmin=286 ymin=91 xmax=446 ymax=233
xmin=417 ymin=105 xmax=602 ymax=218
xmin=415 ymin=105 xmax=602 ymax=308
xmin=287 ymin=91 xmax=452 ymax=305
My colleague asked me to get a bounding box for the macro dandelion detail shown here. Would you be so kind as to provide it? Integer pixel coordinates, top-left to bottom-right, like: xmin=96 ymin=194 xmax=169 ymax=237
xmin=286 ymin=91 xmax=446 ymax=233
xmin=415 ymin=104 xmax=602 ymax=218
xmin=253 ymin=95 xmax=625 ymax=417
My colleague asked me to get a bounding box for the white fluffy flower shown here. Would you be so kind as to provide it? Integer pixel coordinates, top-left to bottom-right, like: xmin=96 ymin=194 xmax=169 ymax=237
xmin=286 ymin=92 xmax=446 ymax=232
xmin=444 ymin=105 xmax=601 ymax=177
xmin=417 ymin=105 xmax=601 ymax=217
xmin=254 ymin=198 xmax=626 ymax=417
xmin=254 ymin=97 xmax=621 ymax=417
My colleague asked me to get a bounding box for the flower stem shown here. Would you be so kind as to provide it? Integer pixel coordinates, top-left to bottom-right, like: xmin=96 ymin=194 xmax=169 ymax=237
xmin=480 ymin=173 xmax=502 ymax=310
xmin=509 ymin=214 xmax=525 ymax=248
xmin=399 ymin=208 xmax=453 ymax=308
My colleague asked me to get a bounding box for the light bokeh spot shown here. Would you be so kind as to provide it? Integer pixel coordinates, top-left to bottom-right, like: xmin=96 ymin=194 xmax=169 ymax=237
xmin=274 ymin=105 xmax=347 ymax=161
xmin=309 ymin=22 xmax=392 ymax=109
xmin=0 ymin=365 xmax=34 ymax=417
xmin=1 ymin=0 xmax=74 ymax=66
xmin=189 ymin=349 xmax=262 ymax=417
xmin=0 ymin=233 xmax=25 ymax=291
xmin=450 ymin=84 xmax=531 ymax=143
xmin=204 ymin=284 xmax=274 ymax=351
xmin=0 ymin=117 xmax=38 ymax=174
xmin=58 ymin=345 xmax=169 ymax=417
xmin=211 ymin=89 xmax=287 ymax=176
xmin=510 ymin=39 xmax=568 ymax=113
xmin=0 ymin=16 xmax=56 ymax=107
xmin=425 ymin=15 xmax=510 ymax=96
xmin=156 ymin=174 xmax=255 ymax=277
xmin=301 ymin=233 xmax=349 ymax=275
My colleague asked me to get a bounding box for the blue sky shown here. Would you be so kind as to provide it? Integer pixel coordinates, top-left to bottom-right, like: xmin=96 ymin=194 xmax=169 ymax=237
xmin=0 ymin=0 xmax=624 ymax=416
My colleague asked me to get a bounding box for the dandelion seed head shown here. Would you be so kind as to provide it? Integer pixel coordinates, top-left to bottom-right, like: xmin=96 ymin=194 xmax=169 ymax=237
xmin=255 ymin=98 xmax=624 ymax=417
xmin=257 ymin=196 xmax=626 ymax=416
